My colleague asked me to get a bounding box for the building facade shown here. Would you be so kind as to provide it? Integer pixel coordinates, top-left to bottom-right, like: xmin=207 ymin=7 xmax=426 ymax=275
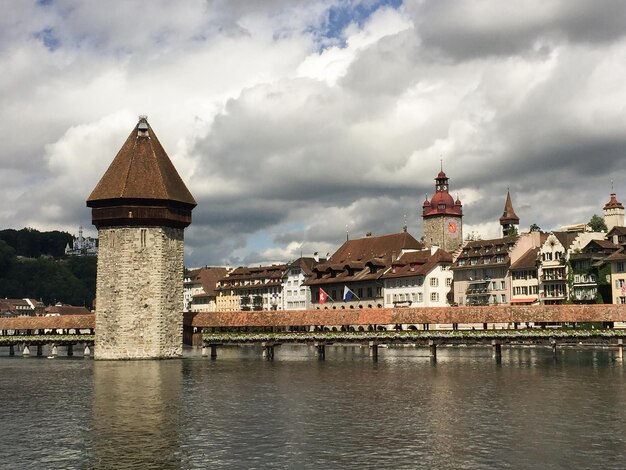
xmin=452 ymin=236 xmax=518 ymax=306
xmin=382 ymin=247 xmax=453 ymax=307
xmin=216 ymin=265 xmax=287 ymax=311
xmin=64 ymin=226 xmax=98 ymax=257
xmin=603 ymin=192 xmax=624 ymax=232
xmin=282 ymin=257 xmax=318 ymax=310
xmin=307 ymin=231 xmax=422 ymax=309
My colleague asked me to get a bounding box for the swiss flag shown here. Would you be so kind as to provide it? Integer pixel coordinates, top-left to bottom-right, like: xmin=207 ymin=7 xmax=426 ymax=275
xmin=319 ymin=288 xmax=329 ymax=304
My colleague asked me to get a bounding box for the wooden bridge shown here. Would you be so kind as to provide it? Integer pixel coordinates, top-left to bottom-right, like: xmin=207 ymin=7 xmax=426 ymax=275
xmin=1 ymin=305 xmax=626 ymax=359
xmin=183 ymin=304 xmax=626 ymax=361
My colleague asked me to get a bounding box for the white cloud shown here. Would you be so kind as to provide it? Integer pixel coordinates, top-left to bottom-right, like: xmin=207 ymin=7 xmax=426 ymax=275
xmin=1 ymin=1 xmax=626 ymax=266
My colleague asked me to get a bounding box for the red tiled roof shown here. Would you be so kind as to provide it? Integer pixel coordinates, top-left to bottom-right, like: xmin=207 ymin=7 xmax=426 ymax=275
xmin=510 ymin=248 xmax=539 ymax=270
xmin=87 ymin=118 xmax=196 ymax=206
xmin=194 ymin=267 xmax=229 ymax=297
xmin=44 ymin=305 xmax=91 ymax=315
xmin=604 ymin=193 xmax=624 ymax=210
xmin=306 ymin=232 xmax=423 ymax=286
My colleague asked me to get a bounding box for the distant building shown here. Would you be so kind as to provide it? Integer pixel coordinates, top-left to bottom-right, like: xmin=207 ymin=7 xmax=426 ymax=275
xmin=282 ymin=257 xmax=319 ymax=310
xmin=499 ymin=191 xmax=520 ymax=237
xmin=184 ymin=266 xmax=230 ymax=312
xmin=569 ymin=239 xmax=619 ymax=303
xmin=216 ymin=264 xmax=287 ymax=311
xmin=0 ymin=298 xmax=45 ymax=317
xmin=603 ymin=192 xmax=624 ymax=232
xmin=65 ymin=226 xmax=98 ymax=257
xmin=307 ymin=231 xmax=423 ymax=309
xmin=44 ymin=303 xmax=91 ymax=315
xmin=382 ymin=247 xmax=453 ymax=307
xmin=606 ymin=249 xmax=626 ymax=304
xmin=422 ymin=168 xmax=463 ymax=253
xmin=452 ymin=236 xmax=519 ymax=306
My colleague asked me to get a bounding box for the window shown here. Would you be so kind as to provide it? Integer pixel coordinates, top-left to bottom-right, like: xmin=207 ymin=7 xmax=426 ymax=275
xmin=445 ymin=278 xmax=452 ymax=287
xmin=500 ymin=281 xmax=506 ymax=290
xmin=529 ymin=286 xmax=538 ymax=294
xmin=618 ymin=262 xmax=625 ymax=273
xmin=430 ymin=292 xmax=439 ymax=302
xmin=367 ymin=287 xmax=373 ymax=298
xmin=358 ymin=288 xmax=363 ymax=298
xmin=140 ymin=229 xmax=147 ymax=248
xmin=430 ymin=278 xmax=438 ymax=287
xmin=417 ymin=293 xmax=423 ymax=302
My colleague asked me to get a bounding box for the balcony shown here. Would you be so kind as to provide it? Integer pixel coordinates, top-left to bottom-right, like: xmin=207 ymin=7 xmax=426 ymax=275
xmin=540 ymin=275 xmax=566 ymax=282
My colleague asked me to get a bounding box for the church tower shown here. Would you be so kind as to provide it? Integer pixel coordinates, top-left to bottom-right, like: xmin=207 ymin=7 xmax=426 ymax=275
xmin=499 ymin=190 xmax=520 ymax=236
xmin=604 ymin=192 xmax=624 ymax=232
xmin=87 ymin=116 xmax=196 ymax=359
xmin=422 ymin=168 xmax=463 ymax=252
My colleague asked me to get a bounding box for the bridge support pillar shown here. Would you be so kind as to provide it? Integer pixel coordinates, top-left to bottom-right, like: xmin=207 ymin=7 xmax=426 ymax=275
xmin=67 ymin=344 xmax=73 ymax=357
xmin=617 ymin=339 xmax=623 ymax=360
xmin=315 ymin=343 xmax=326 ymax=360
xmin=9 ymin=345 xmax=14 ymax=356
xmin=262 ymin=342 xmax=275 ymax=361
xmin=51 ymin=345 xmax=58 ymax=357
xmin=551 ymin=339 xmax=557 ymax=360
xmin=37 ymin=345 xmax=42 ymax=356
xmin=23 ymin=345 xmax=30 ymax=357
xmin=84 ymin=345 xmax=91 ymax=357
xmin=210 ymin=344 xmax=218 ymax=359
xmin=369 ymin=342 xmax=379 ymax=361
xmin=492 ymin=340 xmax=502 ymax=359
xmin=429 ymin=340 xmax=437 ymax=359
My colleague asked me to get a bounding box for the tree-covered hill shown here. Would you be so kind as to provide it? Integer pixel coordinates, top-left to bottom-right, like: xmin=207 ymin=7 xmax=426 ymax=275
xmin=0 ymin=237 xmax=96 ymax=308
xmin=0 ymin=228 xmax=73 ymax=258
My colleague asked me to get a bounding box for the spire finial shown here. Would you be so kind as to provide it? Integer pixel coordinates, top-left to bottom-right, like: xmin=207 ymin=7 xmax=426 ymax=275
xmin=440 ymin=157 xmax=443 ymax=172
xmin=611 ymin=179 xmax=614 ymax=191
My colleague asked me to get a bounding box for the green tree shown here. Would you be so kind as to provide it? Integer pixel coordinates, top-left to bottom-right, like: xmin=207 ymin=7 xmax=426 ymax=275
xmin=505 ymin=226 xmax=519 ymax=237
xmin=0 ymin=239 xmax=15 ymax=273
xmin=588 ymin=214 xmax=608 ymax=232
xmin=529 ymin=223 xmax=541 ymax=232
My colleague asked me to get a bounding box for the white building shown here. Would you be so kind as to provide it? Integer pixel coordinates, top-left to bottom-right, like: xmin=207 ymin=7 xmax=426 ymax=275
xmin=65 ymin=226 xmax=97 ymax=257
xmin=282 ymin=257 xmax=318 ymax=310
xmin=382 ymin=247 xmax=453 ymax=307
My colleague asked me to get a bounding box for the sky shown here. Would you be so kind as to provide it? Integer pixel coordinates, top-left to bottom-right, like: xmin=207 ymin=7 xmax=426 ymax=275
xmin=2 ymin=0 xmax=626 ymax=267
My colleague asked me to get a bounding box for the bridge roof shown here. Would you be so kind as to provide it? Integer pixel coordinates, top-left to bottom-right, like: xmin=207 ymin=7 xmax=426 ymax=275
xmin=0 ymin=314 xmax=95 ymax=330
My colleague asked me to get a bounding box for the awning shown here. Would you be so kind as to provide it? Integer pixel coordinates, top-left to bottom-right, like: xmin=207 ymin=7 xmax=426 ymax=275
xmin=510 ymin=297 xmax=538 ymax=303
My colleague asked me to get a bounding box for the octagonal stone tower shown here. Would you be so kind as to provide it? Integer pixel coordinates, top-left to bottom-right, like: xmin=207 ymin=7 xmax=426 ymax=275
xmin=87 ymin=116 xmax=196 ymax=359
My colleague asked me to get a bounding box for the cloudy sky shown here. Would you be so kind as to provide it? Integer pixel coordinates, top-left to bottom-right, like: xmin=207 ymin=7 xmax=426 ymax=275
xmin=2 ymin=0 xmax=626 ymax=267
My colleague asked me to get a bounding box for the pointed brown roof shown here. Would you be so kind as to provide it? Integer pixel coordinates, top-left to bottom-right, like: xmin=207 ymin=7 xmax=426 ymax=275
xmin=87 ymin=117 xmax=196 ymax=206
xmin=499 ymin=191 xmax=519 ymax=225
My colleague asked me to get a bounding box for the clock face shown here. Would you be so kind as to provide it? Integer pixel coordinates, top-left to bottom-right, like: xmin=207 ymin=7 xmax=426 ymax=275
xmin=446 ymin=219 xmax=458 ymax=236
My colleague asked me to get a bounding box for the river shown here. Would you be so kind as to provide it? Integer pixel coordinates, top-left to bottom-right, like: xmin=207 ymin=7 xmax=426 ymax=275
xmin=0 ymin=345 xmax=625 ymax=469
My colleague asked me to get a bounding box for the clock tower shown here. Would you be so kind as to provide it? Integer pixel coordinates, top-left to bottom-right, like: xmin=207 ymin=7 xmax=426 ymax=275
xmin=422 ymin=169 xmax=463 ymax=253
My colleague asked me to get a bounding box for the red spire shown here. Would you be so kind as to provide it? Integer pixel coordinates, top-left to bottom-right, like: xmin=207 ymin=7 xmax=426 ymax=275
xmin=604 ymin=193 xmax=624 ymax=210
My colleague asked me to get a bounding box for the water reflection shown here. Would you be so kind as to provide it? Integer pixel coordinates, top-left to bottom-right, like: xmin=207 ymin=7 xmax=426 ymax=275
xmin=91 ymin=361 xmax=182 ymax=469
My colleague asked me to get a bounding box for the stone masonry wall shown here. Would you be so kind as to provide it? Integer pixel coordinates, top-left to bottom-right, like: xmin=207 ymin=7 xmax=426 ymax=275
xmin=95 ymin=226 xmax=184 ymax=359
xmin=423 ymin=216 xmax=462 ymax=252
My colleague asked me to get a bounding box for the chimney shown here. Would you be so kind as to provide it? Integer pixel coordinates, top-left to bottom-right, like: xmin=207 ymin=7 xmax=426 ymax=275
xmin=366 ymin=231 xmax=372 ymax=237
xmin=313 ymin=251 xmax=319 ymax=262
xmin=430 ymin=245 xmax=438 ymax=255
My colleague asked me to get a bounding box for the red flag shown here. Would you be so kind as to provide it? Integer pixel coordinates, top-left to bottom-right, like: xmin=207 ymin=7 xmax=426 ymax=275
xmin=319 ymin=288 xmax=329 ymax=304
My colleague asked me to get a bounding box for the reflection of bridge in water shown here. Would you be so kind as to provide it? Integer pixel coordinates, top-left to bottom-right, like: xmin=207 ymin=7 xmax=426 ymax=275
xmin=1 ymin=305 xmax=625 ymax=360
